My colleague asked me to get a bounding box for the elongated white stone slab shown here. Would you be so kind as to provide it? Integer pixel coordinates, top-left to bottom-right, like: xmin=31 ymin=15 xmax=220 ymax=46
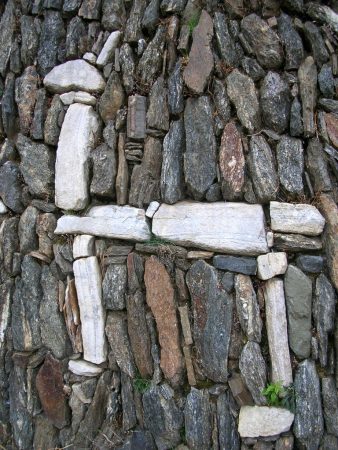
xmin=263 ymin=278 xmax=293 ymax=386
xmin=96 ymin=31 xmax=122 ymax=67
xmin=270 ymin=201 xmax=325 ymax=236
xmin=55 ymin=205 xmax=151 ymax=241
xmin=152 ymin=202 xmax=268 ymax=255
xmin=44 ymin=59 xmax=105 ymax=93
xmin=73 ymin=256 xmax=107 ymax=364
xmin=68 ymin=359 xmax=103 ymax=377
xmin=73 ymin=235 xmax=95 ymax=259
xmin=55 ymin=103 xmax=100 ymax=211
xmin=238 ymin=406 xmax=294 ymax=437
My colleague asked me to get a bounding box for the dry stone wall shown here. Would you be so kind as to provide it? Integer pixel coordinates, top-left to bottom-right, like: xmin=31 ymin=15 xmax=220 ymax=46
xmin=0 ymin=0 xmax=338 ymax=449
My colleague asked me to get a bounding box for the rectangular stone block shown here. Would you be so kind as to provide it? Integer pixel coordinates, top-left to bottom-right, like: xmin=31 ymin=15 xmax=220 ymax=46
xmin=127 ymin=94 xmax=146 ymax=140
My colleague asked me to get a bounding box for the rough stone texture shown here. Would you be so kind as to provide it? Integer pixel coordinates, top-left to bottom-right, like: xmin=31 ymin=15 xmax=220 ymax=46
xmin=217 ymin=392 xmax=241 ymax=449
xmin=235 ymin=274 xmax=262 ymax=341
xmin=102 ymin=0 xmax=126 ymax=30
xmin=296 ymin=255 xmax=324 ymax=274
xmin=277 ymin=13 xmax=304 ymax=70
xmin=306 ymin=138 xmax=332 ymax=193
xmin=55 ymin=103 xmax=100 ymax=211
xmin=214 ymin=256 xmax=257 ymax=275
xmin=73 ymin=257 xmax=107 ymax=364
xmin=186 ymin=260 xmax=232 ymax=382
xmin=183 ymin=10 xmax=213 ymax=94
xmin=274 ymin=233 xmax=323 ymax=252
xmin=276 ymin=136 xmax=304 ymax=196
xmin=147 ymin=77 xmax=169 ymax=132
xmin=99 ymin=71 xmax=124 ymax=124
xmin=18 ymin=206 xmax=38 ymax=255
xmin=137 ymin=25 xmax=166 ymax=85
xmin=144 ymin=256 xmax=183 ymax=386
xmin=294 ymin=360 xmax=324 ymax=449
xmin=284 ymin=265 xmax=312 ymax=359
xmin=263 ymin=278 xmax=293 ymax=386
xmin=15 ymin=66 xmax=38 ymax=135
xmin=260 ymin=72 xmax=290 ymax=133
xmin=185 ymin=388 xmax=212 ymax=450
xmin=90 ymin=143 xmax=117 ymax=199
xmin=257 ymin=252 xmax=287 ymax=280
xmin=325 ymin=113 xmax=338 ymax=148
xmin=153 ymin=202 xmax=268 ymax=255
xmin=103 ymin=264 xmax=127 ymax=310
xmin=31 ymin=88 xmax=48 ymax=140
xmin=304 ymin=21 xmax=329 ymax=68
xmin=239 ymin=342 xmax=267 ymax=405
xmin=322 ymin=377 xmax=338 ymax=437
xmin=44 ymin=94 xmax=63 ymax=146
xmin=168 ymin=61 xmax=184 ymax=115
xmin=0 ymin=161 xmax=24 ymax=213
xmin=127 ymin=95 xmax=146 ymax=140
xmin=0 ymin=0 xmax=16 ymax=76
xmin=213 ymin=78 xmax=231 ymax=123
xmin=270 ymin=202 xmax=325 ymax=236
xmin=184 ymin=96 xmax=216 ymax=200
xmin=298 ymin=57 xmax=317 ymax=137
xmin=214 ymin=12 xmax=240 ymax=68
xmin=238 ymin=406 xmax=294 ymax=438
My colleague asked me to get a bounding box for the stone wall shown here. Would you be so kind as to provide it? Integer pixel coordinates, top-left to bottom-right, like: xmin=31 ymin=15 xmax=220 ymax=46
xmin=0 ymin=0 xmax=338 ymax=449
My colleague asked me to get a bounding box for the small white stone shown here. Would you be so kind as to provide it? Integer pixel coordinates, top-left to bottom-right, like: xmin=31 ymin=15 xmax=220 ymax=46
xmin=0 ymin=200 xmax=7 ymax=214
xmin=267 ymin=231 xmax=274 ymax=247
xmin=60 ymin=91 xmax=96 ymax=106
xmin=83 ymin=52 xmax=97 ymax=64
xmin=68 ymin=359 xmax=103 ymax=377
xmin=270 ymin=201 xmax=325 ymax=236
xmin=187 ymin=251 xmax=214 ymax=259
xmin=60 ymin=91 xmax=75 ymax=105
xmin=96 ymin=31 xmax=122 ymax=68
xmin=257 ymin=252 xmax=288 ymax=280
xmin=238 ymin=406 xmax=294 ymax=437
xmin=145 ymin=201 xmax=160 ymax=218
xmin=73 ymin=235 xmax=95 ymax=259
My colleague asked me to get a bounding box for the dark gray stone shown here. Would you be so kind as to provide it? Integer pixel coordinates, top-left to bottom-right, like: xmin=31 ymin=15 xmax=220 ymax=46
xmin=161 ymin=119 xmax=185 ymax=204
xmin=217 ymin=392 xmax=240 ymax=450
xmin=168 ymin=61 xmax=184 ymax=115
xmin=117 ymin=430 xmax=156 ymax=450
xmin=299 ymin=56 xmax=317 ymax=137
xmin=137 ymin=25 xmax=166 ymax=85
xmin=260 ymin=72 xmax=290 ymax=134
xmin=63 ymin=0 xmax=82 ymax=15
xmin=239 ymin=341 xmax=267 ymax=405
xmin=213 ymin=78 xmax=231 ymax=123
xmin=284 ymin=265 xmax=312 ymax=359
xmin=0 ymin=162 xmax=24 ymax=213
xmin=322 ymin=377 xmax=338 ymax=437
xmin=306 ymin=138 xmax=332 ymax=193
xmin=0 ymin=217 xmax=19 ymax=276
xmin=102 ymin=0 xmax=126 ymax=31
xmin=213 ymin=255 xmax=257 ymax=275
xmin=31 ymin=89 xmax=48 ymax=140
xmin=12 ymin=256 xmax=42 ymax=351
xmin=274 ymin=233 xmax=322 ymax=252
xmin=184 ymin=96 xmax=216 ymax=200
xmin=65 ymin=16 xmax=87 ymax=60
xmin=281 ymin=0 xmax=303 ymax=13
xmin=294 ymin=359 xmax=324 ymax=449
xmin=33 ymin=415 xmax=60 ymax=450
xmin=0 ymin=0 xmax=16 ymax=77
xmin=161 ymin=0 xmax=187 ymax=14
xmin=2 ymin=72 xmax=17 ymax=139
xmin=16 ymin=134 xmax=55 ymax=199
xmin=37 ymin=10 xmax=66 ymax=77
xmin=318 ymin=98 xmax=338 ymax=114
xmin=103 ymin=264 xmax=127 ymax=310
xmin=54 ymin=243 xmax=73 ymax=274
xmin=143 ymin=384 xmax=183 ymax=450
xmin=314 ymin=274 xmax=336 ymax=367
xmin=142 ymin=0 xmax=160 ymax=32
xmin=0 ymin=139 xmax=16 ymax=166
xmin=248 ymin=135 xmax=278 ymax=203
xmin=147 ymin=77 xmax=169 ymax=132
xmin=90 ymin=143 xmax=117 ymax=199
xmin=44 ymin=0 xmax=62 ymax=8
xmin=119 ymin=44 xmax=135 ymax=94
xmin=185 ymin=388 xmax=212 ymax=450
xmin=206 ymin=183 xmax=222 ymax=202
xmin=296 ymin=255 xmax=324 ymax=273
xmin=241 ymin=57 xmax=265 ymax=81
xmin=79 ymin=0 xmax=101 ymax=19
xmin=15 ymin=66 xmax=39 ymax=136
xmin=321 ymin=434 xmax=338 ymax=450
xmin=21 ymin=15 xmax=39 ymax=67
xmin=303 ymin=22 xmax=329 ymax=68
xmin=290 ymin=97 xmax=303 ymax=137
xmin=44 ymin=95 xmax=63 ymax=146
xmin=235 ymin=274 xmax=262 ymax=342
xmin=318 ymin=64 xmax=335 ymax=98
xmin=277 ymin=13 xmax=304 ymax=70
xmin=241 ymin=13 xmax=283 ymax=69
xmin=186 ymin=260 xmax=233 ymax=382
xmin=276 ymin=135 xmax=304 ymax=196
xmin=214 ymin=12 xmax=241 ymax=68
xmin=121 ymin=372 xmax=137 ymax=431
xmin=124 ymin=0 xmax=147 ymax=43
xmin=19 ymin=206 xmax=39 ymax=255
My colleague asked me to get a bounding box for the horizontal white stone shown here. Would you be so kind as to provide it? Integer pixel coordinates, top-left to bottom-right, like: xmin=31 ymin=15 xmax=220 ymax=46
xmin=73 ymin=235 xmax=95 ymax=259
xmin=145 ymin=201 xmax=160 ymax=218
xmin=96 ymin=31 xmax=122 ymax=67
xmin=73 ymin=256 xmax=107 ymax=364
xmin=55 ymin=205 xmax=151 ymax=241
xmin=152 ymin=202 xmax=268 ymax=255
xmin=60 ymin=91 xmax=96 ymax=106
xmin=270 ymin=201 xmax=325 ymax=236
xmin=238 ymin=406 xmax=294 ymax=437
xmin=0 ymin=200 xmax=7 ymax=214
xmin=68 ymin=359 xmax=103 ymax=377
xmin=257 ymin=252 xmax=288 ymax=280
xmin=264 ymin=278 xmax=293 ymax=386
xmin=55 ymin=103 xmax=100 ymax=211
xmin=187 ymin=251 xmax=214 ymax=259
xmin=44 ymin=59 xmax=105 ymax=94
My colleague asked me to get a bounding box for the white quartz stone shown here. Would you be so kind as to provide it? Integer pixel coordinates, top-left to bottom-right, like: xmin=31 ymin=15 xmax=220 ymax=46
xmin=60 ymin=91 xmax=96 ymax=106
xmin=267 ymin=231 xmax=274 ymax=248
xmin=55 ymin=205 xmax=151 ymax=241
xmin=257 ymin=252 xmax=288 ymax=280
xmin=83 ymin=52 xmax=97 ymax=64
xmin=145 ymin=201 xmax=160 ymax=218
xmin=152 ymin=202 xmax=268 ymax=255
xmin=55 ymin=103 xmax=100 ymax=211
xmin=73 ymin=256 xmax=107 ymax=364
xmin=264 ymin=278 xmax=293 ymax=386
xmin=68 ymin=359 xmax=103 ymax=377
xmin=238 ymin=406 xmax=294 ymax=437
xmin=270 ymin=201 xmax=325 ymax=236
xmin=0 ymin=200 xmax=7 ymax=214
xmin=73 ymin=235 xmax=95 ymax=259
xmin=44 ymin=59 xmax=105 ymax=94
xmin=96 ymin=31 xmax=122 ymax=67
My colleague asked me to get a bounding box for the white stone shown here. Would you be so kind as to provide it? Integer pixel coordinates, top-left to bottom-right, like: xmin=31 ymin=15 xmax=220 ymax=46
xmin=96 ymin=31 xmax=122 ymax=68
xmin=257 ymin=252 xmax=288 ymax=280
xmin=152 ymin=202 xmax=268 ymax=255
xmin=55 ymin=103 xmax=100 ymax=211
xmin=267 ymin=231 xmax=274 ymax=247
xmin=44 ymin=59 xmax=105 ymax=94
xmin=0 ymin=200 xmax=7 ymax=214
xmin=270 ymin=201 xmax=325 ymax=236
xmin=238 ymin=406 xmax=294 ymax=437
xmin=83 ymin=52 xmax=97 ymax=64
xmin=187 ymin=251 xmax=214 ymax=259
xmin=73 ymin=235 xmax=95 ymax=259
xmin=73 ymin=256 xmax=107 ymax=364
xmin=68 ymin=359 xmax=103 ymax=377
xmin=264 ymin=278 xmax=293 ymax=386
xmin=55 ymin=205 xmax=151 ymax=241
xmin=145 ymin=201 xmax=160 ymax=218
xmin=60 ymin=91 xmax=96 ymax=106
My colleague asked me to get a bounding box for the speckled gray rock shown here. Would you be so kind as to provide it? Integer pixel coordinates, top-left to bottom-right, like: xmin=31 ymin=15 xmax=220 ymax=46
xmin=0 ymin=162 xmax=24 ymax=213
xmin=277 ymin=13 xmax=304 ymax=70
xmin=274 ymin=233 xmax=322 ymax=252
xmin=294 ymin=360 xmax=324 ymax=449
xmin=119 ymin=44 xmax=135 ymax=94
xmin=298 ymin=56 xmax=317 ymax=137
xmin=44 ymin=95 xmax=63 ymax=146
xmin=142 ymin=0 xmax=159 ymax=32
xmin=124 ymin=0 xmax=147 ymax=43
xmin=235 ymin=274 xmax=262 ymax=342
xmin=103 ymin=264 xmax=127 ymax=310
xmin=214 ymin=256 xmax=257 ymax=275
xmin=161 ymin=0 xmax=187 ymax=13
xmin=318 ymin=64 xmax=335 ymax=98
xmin=241 ymin=57 xmax=265 ymax=81
xmin=248 ymin=135 xmax=278 ymax=203
xmin=260 ymin=72 xmax=290 ymax=134
xmin=214 ymin=12 xmax=240 ymax=68
xmin=0 ymin=217 xmax=19 ymax=275
xmin=276 ymin=136 xmax=304 ymax=196
xmin=306 ymin=138 xmax=332 ymax=193
xmin=65 ymin=17 xmax=87 ymax=60
xmin=290 ymin=97 xmax=303 ymax=137
xmin=184 ymin=96 xmax=216 ymax=200
xmin=0 ymin=0 xmax=16 ymax=76
xmin=239 ymin=342 xmax=267 ymax=405
xmin=31 ymin=89 xmax=48 ymax=140
xmin=20 ymin=15 xmax=39 ymax=68
xmin=217 ymin=392 xmax=240 ymax=449
xmin=99 ymin=71 xmax=125 ymax=124
xmin=18 ymin=206 xmax=38 ymax=255
xmin=63 ymin=0 xmax=82 ymax=15
xmin=296 ymin=255 xmax=324 ymax=273
xmin=213 ymin=78 xmax=231 ymax=123
xmin=137 ymin=25 xmax=166 ymax=85
xmin=2 ymin=73 xmax=17 ymax=138
xmin=185 ymin=388 xmax=212 ymax=450
xmin=147 ymin=77 xmax=169 ymax=132
xmin=90 ymin=143 xmax=117 ymax=199
xmin=102 ymin=0 xmax=126 ymax=31
xmin=168 ymin=61 xmax=184 ymax=115
xmin=303 ymin=21 xmax=329 ymax=68
xmin=322 ymin=377 xmax=338 ymax=437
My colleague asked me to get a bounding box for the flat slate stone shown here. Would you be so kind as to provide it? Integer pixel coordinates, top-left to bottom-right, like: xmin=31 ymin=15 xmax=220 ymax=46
xmin=44 ymin=60 xmax=106 ymax=94
xmin=296 ymin=255 xmax=324 ymax=273
xmin=239 ymin=342 xmax=267 ymax=405
xmin=238 ymin=406 xmax=294 ymax=438
xmin=55 ymin=205 xmax=151 ymax=241
xmin=276 ymin=136 xmax=304 ymax=196
xmin=213 ymin=255 xmax=257 ymax=275
xmin=273 ymin=233 xmax=323 ymax=252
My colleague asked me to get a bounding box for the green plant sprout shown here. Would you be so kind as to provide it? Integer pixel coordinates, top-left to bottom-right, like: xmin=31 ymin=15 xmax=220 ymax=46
xmin=262 ymin=382 xmax=296 ymax=413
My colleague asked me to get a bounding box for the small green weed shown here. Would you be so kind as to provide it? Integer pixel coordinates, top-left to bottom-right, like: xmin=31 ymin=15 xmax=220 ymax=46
xmin=188 ymin=14 xmax=200 ymax=34
xmin=144 ymin=234 xmax=172 ymax=246
xmin=262 ymin=382 xmax=296 ymax=413
xmin=133 ymin=376 xmax=151 ymax=394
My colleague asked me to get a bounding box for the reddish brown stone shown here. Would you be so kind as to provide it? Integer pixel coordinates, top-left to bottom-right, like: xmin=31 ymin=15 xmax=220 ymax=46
xmin=325 ymin=113 xmax=338 ymax=148
xmin=144 ymin=256 xmax=184 ymax=386
xmin=219 ymin=122 xmax=245 ymax=200
xmin=36 ymin=353 xmax=69 ymax=429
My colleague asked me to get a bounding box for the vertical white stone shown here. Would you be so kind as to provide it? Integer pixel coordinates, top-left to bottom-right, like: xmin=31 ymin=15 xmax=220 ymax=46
xmin=73 ymin=235 xmax=95 ymax=259
xmin=263 ymin=278 xmax=293 ymax=386
xmin=55 ymin=103 xmax=100 ymax=211
xmin=73 ymin=256 xmax=107 ymax=364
